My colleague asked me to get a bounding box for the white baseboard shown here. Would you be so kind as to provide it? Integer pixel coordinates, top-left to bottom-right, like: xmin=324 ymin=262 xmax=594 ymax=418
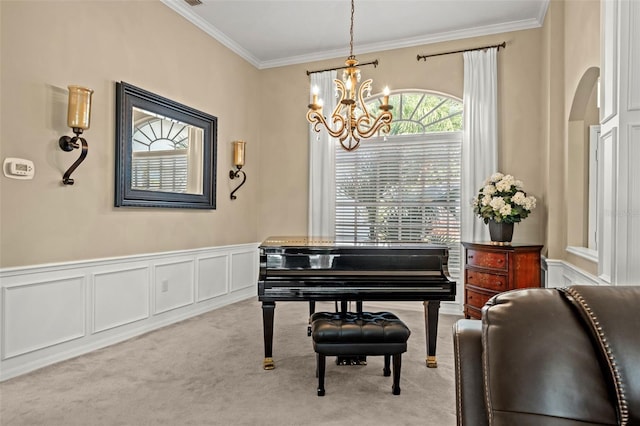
xmin=0 ymin=243 xmax=260 ymax=381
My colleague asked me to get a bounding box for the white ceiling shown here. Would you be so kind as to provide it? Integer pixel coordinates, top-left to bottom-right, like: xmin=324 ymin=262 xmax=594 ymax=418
xmin=161 ymin=0 xmax=549 ymax=69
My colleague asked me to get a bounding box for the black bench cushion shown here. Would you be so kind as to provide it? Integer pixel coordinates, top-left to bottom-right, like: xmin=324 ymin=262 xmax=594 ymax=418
xmin=311 ymin=311 xmax=410 ymax=356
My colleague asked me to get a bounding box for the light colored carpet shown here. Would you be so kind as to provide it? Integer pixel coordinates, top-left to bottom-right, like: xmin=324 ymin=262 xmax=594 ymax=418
xmin=0 ymin=298 xmax=461 ymax=425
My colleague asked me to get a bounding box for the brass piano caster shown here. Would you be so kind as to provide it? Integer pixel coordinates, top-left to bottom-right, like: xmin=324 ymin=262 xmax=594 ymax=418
xmin=263 ymin=357 xmax=275 ymax=370
xmin=426 ymin=355 xmax=437 ymax=368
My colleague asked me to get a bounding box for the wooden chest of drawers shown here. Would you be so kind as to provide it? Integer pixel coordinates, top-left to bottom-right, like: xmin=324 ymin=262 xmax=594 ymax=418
xmin=462 ymin=242 xmax=543 ymax=319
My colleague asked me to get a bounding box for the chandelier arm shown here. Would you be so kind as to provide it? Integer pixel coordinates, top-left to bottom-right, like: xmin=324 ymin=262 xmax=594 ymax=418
xmin=332 ymin=79 xmax=347 ymax=117
xmin=357 ymin=79 xmax=374 ymax=122
xmin=338 ymin=122 xmax=360 ymax=144
xmin=307 ymin=110 xmax=347 ymax=139
xmin=353 ymin=78 xmax=375 ymax=134
xmin=356 ymin=111 xmax=393 ymax=139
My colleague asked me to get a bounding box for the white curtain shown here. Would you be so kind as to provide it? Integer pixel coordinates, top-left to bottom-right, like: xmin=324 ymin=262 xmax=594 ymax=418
xmin=461 ymin=47 xmax=498 ymax=243
xmin=308 ymin=70 xmax=337 ymax=237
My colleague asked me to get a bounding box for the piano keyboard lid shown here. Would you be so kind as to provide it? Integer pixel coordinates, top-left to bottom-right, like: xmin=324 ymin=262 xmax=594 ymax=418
xmin=260 ymin=236 xmax=450 ymax=249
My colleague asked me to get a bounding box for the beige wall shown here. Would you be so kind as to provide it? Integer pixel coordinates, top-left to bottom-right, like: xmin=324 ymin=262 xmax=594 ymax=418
xmin=259 ymin=29 xmax=547 ymax=248
xmin=542 ymin=0 xmax=600 ymax=273
xmin=0 ymin=1 xmax=261 ymax=267
xmin=1 ymin=0 xmax=602 ymax=272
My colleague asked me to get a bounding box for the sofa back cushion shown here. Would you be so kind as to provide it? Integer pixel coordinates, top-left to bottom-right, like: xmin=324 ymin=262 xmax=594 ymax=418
xmin=482 ymin=288 xmax=618 ymax=425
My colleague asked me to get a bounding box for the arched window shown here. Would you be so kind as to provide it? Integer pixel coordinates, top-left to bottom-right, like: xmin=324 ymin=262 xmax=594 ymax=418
xmin=367 ymin=90 xmax=462 ymax=135
xmin=335 ymin=91 xmax=463 ymax=275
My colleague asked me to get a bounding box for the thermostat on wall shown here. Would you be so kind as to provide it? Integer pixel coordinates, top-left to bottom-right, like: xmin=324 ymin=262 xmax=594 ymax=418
xmin=3 ymin=158 xmax=35 ymax=180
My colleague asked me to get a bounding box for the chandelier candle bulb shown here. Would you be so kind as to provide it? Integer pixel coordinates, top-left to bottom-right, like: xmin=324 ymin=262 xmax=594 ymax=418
xmin=382 ymin=87 xmax=390 ymax=106
xmin=308 ymin=86 xmax=322 ymax=111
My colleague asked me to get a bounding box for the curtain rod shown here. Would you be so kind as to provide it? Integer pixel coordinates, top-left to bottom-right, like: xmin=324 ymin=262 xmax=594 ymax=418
xmin=306 ymin=59 xmax=379 ymax=76
xmin=416 ymin=42 xmax=506 ymax=61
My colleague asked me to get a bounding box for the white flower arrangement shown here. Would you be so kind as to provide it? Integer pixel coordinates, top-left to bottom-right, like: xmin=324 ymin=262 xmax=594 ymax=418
xmin=472 ymin=172 xmax=537 ymax=224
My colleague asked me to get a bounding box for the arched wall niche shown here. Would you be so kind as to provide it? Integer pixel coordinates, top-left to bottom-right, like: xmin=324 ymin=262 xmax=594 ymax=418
xmin=567 ymin=66 xmax=600 ymax=254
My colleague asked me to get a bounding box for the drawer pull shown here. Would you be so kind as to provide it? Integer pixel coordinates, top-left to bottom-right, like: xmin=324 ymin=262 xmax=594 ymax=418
xmin=468 ymin=255 xmax=474 ymax=259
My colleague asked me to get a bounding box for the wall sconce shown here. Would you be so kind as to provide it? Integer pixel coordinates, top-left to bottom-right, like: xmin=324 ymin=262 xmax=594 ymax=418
xmin=229 ymin=140 xmax=246 ymax=200
xmin=59 ymin=85 xmax=94 ymax=185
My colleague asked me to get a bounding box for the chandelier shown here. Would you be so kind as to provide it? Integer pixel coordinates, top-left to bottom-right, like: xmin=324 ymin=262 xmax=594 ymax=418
xmin=306 ymin=0 xmax=393 ymax=151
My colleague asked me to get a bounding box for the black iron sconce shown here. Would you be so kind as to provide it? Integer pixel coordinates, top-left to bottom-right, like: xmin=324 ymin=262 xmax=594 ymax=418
xmin=59 ymin=85 xmax=93 ymax=185
xmin=229 ymin=140 xmax=246 ymax=200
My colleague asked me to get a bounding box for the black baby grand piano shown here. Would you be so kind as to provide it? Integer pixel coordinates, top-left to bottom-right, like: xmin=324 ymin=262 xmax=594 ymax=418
xmin=258 ymin=236 xmax=456 ymax=370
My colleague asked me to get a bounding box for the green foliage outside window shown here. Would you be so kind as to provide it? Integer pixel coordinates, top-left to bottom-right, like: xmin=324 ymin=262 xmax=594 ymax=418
xmin=365 ymin=92 xmax=462 ymax=135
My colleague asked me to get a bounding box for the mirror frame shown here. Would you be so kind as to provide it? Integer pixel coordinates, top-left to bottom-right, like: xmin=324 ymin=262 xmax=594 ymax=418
xmin=115 ymin=81 xmax=217 ymax=209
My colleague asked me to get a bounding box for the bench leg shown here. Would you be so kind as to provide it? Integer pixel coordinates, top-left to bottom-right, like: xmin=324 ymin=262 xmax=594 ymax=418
xmin=392 ymin=353 xmax=402 ymax=395
xmin=307 ymin=301 xmax=316 ymax=336
xmin=383 ymin=354 xmax=391 ymax=376
xmin=317 ymin=354 xmax=326 ymax=396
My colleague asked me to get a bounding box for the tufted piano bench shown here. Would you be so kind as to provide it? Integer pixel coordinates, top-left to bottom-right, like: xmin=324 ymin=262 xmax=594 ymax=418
xmin=310 ymin=311 xmax=411 ymax=396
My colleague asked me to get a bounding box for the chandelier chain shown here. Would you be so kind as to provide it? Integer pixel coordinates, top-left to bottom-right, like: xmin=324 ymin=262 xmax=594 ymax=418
xmin=349 ymin=0 xmax=354 ymax=57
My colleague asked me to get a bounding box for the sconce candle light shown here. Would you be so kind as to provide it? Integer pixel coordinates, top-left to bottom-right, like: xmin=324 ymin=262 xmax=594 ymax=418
xmin=59 ymin=85 xmax=94 ymax=185
xmin=229 ymin=140 xmax=246 ymax=200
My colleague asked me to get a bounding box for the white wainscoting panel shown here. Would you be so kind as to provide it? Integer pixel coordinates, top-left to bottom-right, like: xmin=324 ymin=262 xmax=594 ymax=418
xmin=93 ymin=267 xmax=150 ymax=333
xmin=153 ymin=259 xmax=195 ymax=315
xmin=197 ymin=254 xmax=228 ymax=301
xmin=231 ymin=251 xmax=257 ymax=292
xmin=0 ymin=242 xmax=259 ymax=381
xmin=2 ymin=276 xmax=85 ymax=359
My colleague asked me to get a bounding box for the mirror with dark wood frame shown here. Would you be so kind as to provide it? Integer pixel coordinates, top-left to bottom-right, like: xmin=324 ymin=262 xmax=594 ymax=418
xmin=115 ymin=81 xmax=217 ymax=209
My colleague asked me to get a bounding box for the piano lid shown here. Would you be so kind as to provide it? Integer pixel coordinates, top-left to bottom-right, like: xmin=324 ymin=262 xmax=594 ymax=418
xmin=261 ymin=236 xmax=449 ymax=250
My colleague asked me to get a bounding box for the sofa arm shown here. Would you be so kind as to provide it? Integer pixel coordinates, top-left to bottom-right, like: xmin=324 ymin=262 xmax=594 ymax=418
xmin=453 ymin=319 xmax=487 ymax=426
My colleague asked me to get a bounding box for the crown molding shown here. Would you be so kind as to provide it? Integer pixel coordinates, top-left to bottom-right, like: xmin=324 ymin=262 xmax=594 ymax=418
xmin=261 ymin=17 xmax=545 ymax=69
xmin=161 ymin=0 xmax=549 ymax=70
xmin=160 ymin=0 xmax=261 ymax=68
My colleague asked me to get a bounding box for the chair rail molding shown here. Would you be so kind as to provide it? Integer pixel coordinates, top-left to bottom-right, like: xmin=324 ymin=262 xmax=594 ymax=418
xmin=0 ymin=243 xmax=259 ymax=381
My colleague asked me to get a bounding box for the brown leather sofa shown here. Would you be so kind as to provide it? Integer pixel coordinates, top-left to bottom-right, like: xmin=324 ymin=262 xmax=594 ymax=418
xmin=453 ymin=285 xmax=640 ymax=425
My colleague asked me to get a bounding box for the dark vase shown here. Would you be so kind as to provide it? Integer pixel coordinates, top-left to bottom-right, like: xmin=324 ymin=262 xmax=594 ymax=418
xmin=488 ymin=220 xmax=514 ymax=243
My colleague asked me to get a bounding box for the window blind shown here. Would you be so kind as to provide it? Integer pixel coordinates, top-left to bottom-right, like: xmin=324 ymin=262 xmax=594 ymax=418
xmin=335 ymin=133 xmax=462 ymax=275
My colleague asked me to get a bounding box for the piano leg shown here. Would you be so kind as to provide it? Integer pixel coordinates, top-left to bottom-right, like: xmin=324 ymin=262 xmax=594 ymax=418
xmin=262 ymin=301 xmax=276 ymax=370
xmin=423 ymin=300 xmax=440 ymax=368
